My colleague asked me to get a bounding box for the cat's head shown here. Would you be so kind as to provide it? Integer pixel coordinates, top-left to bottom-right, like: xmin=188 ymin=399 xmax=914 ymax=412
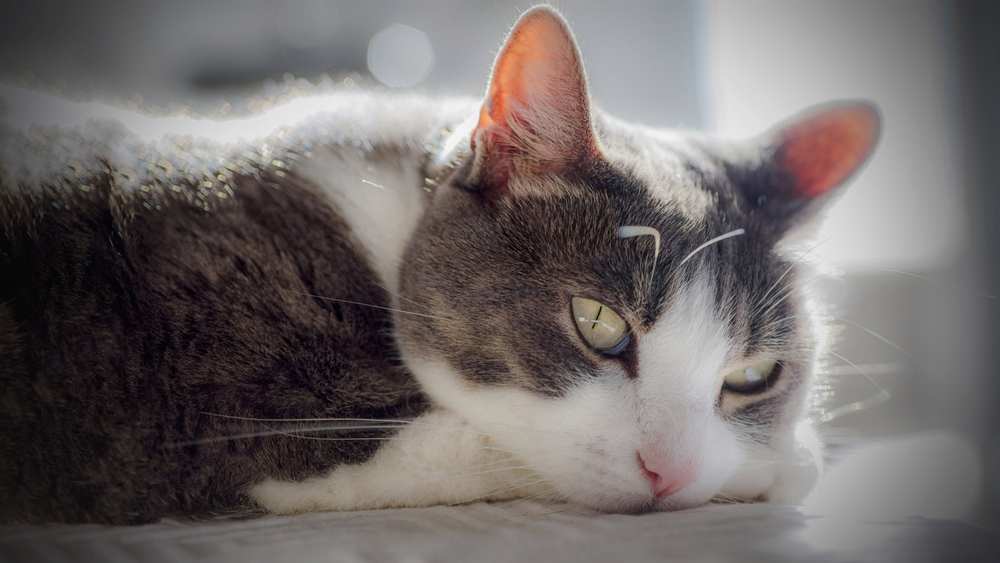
xmin=397 ymin=6 xmax=879 ymax=512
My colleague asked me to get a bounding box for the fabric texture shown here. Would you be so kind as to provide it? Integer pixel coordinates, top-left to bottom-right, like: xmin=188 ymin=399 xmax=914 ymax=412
xmin=2 ymin=500 xmax=998 ymax=563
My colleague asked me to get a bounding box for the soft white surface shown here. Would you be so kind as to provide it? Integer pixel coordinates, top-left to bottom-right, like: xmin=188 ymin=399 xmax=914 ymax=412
xmin=804 ymin=430 xmax=984 ymax=522
xmin=2 ymin=431 xmax=998 ymax=563
xmin=1 ymin=501 xmax=996 ymax=563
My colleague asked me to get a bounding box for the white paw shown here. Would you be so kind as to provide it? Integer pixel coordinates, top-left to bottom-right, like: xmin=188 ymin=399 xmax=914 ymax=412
xmin=251 ymin=408 xmax=551 ymax=514
xmin=720 ymin=421 xmax=823 ymax=504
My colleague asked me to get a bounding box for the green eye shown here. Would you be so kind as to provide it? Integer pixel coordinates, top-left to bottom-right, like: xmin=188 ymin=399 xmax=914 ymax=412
xmin=722 ymin=361 xmax=778 ymax=394
xmin=572 ymin=297 xmax=630 ymax=354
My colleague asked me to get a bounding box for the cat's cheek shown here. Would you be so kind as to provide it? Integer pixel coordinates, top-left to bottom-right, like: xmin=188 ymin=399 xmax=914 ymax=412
xmin=657 ymin=420 xmax=748 ymax=510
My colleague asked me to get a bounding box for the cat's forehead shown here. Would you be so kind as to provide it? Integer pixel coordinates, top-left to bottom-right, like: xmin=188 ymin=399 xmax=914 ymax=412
xmin=491 ymin=167 xmax=785 ymax=315
xmin=596 ymin=118 xmax=741 ymax=225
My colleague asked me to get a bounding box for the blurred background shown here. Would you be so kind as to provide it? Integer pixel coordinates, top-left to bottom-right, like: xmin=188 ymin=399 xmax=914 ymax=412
xmin=1 ymin=0 xmax=998 ymax=531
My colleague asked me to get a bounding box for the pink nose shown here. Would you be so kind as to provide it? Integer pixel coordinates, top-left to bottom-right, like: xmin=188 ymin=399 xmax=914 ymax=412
xmin=638 ymin=452 xmax=699 ymax=497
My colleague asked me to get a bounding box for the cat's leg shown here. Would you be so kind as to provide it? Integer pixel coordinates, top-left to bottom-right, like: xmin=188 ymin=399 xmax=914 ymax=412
xmin=250 ymin=408 xmax=551 ymax=514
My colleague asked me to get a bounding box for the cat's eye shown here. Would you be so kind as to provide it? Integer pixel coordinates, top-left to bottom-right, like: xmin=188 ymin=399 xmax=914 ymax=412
xmin=722 ymin=361 xmax=778 ymax=394
xmin=571 ymin=297 xmax=630 ymax=355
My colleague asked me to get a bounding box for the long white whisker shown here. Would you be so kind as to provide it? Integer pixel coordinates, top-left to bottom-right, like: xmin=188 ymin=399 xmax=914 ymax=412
xmin=822 ymin=362 xmax=906 ymax=377
xmin=818 ymin=389 xmax=892 ymax=423
xmin=356 ymin=271 xmax=436 ymax=313
xmin=280 ymin=288 xmax=451 ymax=320
xmin=753 ymin=236 xmax=833 ymax=317
xmin=618 ymin=225 xmax=662 ymax=308
xmin=883 ymin=268 xmax=999 ymax=299
xmin=760 ymin=270 xmax=838 ymax=317
xmin=500 ymin=486 xmax=562 ymax=511
xmin=775 ymin=361 xmax=803 ymax=389
xmin=837 ymin=317 xmax=913 ymax=358
xmin=677 ymin=228 xmax=745 ymax=269
xmin=200 ymin=412 xmax=568 ymax=442
xmin=618 ymin=226 xmax=661 ymax=260
xmin=451 ymin=476 xmax=551 ymax=506
xmin=829 ymin=351 xmax=885 ymax=392
xmin=201 ymin=413 xmax=417 ymax=424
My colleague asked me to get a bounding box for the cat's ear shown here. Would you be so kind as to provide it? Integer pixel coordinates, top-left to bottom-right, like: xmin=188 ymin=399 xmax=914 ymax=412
xmin=466 ymin=6 xmax=601 ymax=198
xmin=737 ymin=101 xmax=881 ymax=231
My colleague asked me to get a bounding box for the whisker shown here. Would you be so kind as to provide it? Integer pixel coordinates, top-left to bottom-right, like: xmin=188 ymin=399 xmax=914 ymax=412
xmin=882 ymin=268 xmax=999 ymax=299
xmin=752 ymin=236 xmax=834 ymax=318
xmin=201 ymin=412 xmax=416 ymax=424
xmin=247 ymin=429 xmax=519 ymax=455
xmin=201 ymin=411 xmax=571 ymax=440
xmin=711 ymin=493 xmax=742 ymax=505
xmin=500 ymin=486 xmax=562 ymax=512
xmin=821 ymin=362 xmax=906 ymax=377
xmin=660 ymin=227 xmax=747 ymax=300
xmin=161 ymin=430 xmax=307 ymax=449
xmin=828 ymin=351 xmax=884 ymax=393
xmin=677 ymin=228 xmax=745 ymax=270
xmin=775 ymin=361 xmax=803 ymax=389
xmin=451 ymin=476 xmax=551 ymax=506
xmin=818 ymin=388 xmax=892 ymax=423
xmin=279 ymin=288 xmax=451 ymax=320
xmin=760 ymin=270 xmax=839 ymax=317
xmin=523 ymin=505 xmax=573 ymax=517
xmin=355 ymin=270 xmax=437 ymax=313
xmin=618 ymin=225 xmax=662 ymax=301
xmin=618 ymin=226 xmax=661 ymax=260
xmin=836 ymin=317 xmax=913 ymax=358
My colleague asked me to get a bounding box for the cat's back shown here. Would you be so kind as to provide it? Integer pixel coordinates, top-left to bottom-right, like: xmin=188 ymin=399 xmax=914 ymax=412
xmin=0 ymin=87 xmax=446 ymax=523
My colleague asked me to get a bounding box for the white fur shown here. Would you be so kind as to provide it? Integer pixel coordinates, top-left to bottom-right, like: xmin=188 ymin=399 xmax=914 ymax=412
xmin=295 ymin=150 xmax=429 ymax=292
xmin=390 ymin=272 xmax=803 ymax=512
xmin=251 ymin=409 xmax=547 ymax=513
xmin=719 ymin=420 xmax=823 ymax=504
xmin=717 ymin=253 xmax=830 ymax=504
xmin=255 ymin=273 xmax=760 ymax=514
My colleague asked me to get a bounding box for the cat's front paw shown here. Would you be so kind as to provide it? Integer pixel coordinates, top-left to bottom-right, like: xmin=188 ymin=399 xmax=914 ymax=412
xmin=250 ymin=409 xmax=549 ymax=514
xmin=719 ymin=422 xmax=823 ymax=505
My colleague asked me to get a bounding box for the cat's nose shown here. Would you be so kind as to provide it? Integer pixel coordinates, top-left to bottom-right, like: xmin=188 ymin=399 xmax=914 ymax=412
xmin=638 ymin=451 xmax=698 ymax=497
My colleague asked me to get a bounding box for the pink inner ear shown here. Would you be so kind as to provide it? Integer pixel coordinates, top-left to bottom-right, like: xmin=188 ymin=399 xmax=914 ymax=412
xmin=481 ymin=14 xmax=579 ymax=132
xmin=470 ymin=7 xmax=598 ymax=190
xmin=777 ymin=104 xmax=880 ymax=198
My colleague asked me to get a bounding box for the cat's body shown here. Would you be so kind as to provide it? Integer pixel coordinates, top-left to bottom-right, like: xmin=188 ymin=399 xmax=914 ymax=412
xmin=0 ymin=7 xmax=879 ymax=524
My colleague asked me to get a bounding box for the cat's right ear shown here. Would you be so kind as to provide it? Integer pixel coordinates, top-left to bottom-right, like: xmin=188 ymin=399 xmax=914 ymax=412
xmin=735 ymin=101 xmax=881 ymax=232
xmin=463 ymin=6 xmax=601 ymax=199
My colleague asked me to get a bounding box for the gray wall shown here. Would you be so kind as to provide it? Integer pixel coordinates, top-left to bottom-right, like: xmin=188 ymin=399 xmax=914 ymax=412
xmin=0 ymin=0 xmax=703 ymax=127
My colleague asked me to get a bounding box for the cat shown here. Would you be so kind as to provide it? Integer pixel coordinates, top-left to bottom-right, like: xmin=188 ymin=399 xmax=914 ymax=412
xmin=0 ymin=5 xmax=880 ymax=524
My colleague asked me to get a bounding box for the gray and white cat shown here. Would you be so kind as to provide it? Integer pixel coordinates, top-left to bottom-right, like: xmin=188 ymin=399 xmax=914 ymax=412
xmin=0 ymin=6 xmax=879 ymax=524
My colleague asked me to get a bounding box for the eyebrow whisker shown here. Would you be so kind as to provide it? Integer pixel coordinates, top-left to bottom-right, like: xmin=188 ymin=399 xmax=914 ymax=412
xmin=618 ymin=225 xmax=662 ymax=303
xmin=677 ymin=228 xmax=745 ymax=269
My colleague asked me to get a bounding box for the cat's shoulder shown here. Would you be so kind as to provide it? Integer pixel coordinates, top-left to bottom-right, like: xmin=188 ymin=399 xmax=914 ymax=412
xmin=0 ymin=84 xmax=476 ymax=195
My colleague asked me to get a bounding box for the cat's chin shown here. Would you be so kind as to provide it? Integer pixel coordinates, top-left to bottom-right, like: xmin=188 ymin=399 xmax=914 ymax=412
xmin=552 ymin=474 xmax=734 ymax=514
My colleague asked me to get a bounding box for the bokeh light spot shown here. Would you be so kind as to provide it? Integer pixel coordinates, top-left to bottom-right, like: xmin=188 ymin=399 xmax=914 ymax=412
xmin=367 ymin=24 xmax=434 ymax=89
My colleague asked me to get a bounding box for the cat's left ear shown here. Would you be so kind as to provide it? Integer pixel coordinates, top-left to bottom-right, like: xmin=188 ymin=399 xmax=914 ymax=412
xmin=737 ymin=101 xmax=881 ymax=231
xmin=466 ymin=6 xmax=601 ymax=198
